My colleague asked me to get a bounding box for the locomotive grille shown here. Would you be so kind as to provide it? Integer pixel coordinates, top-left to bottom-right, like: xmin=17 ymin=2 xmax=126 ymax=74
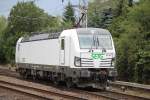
xmin=81 ymin=58 xmax=112 ymax=67
xmin=99 ymin=58 xmax=112 ymax=67
xmin=81 ymin=58 xmax=94 ymax=67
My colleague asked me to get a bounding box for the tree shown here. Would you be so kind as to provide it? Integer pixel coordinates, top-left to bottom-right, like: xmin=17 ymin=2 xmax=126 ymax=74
xmin=128 ymin=0 xmax=133 ymax=7
xmin=1 ymin=1 xmax=58 ymax=64
xmin=44 ymin=16 xmax=62 ymax=32
xmin=0 ymin=16 xmax=7 ymax=63
xmin=63 ymin=2 xmax=75 ymax=27
xmin=8 ymin=1 xmax=48 ymax=34
xmin=109 ymin=0 xmax=150 ymax=84
xmin=87 ymin=0 xmax=134 ymax=28
xmin=0 ymin=16 xmax=7 ymax=35
xmin=88 ymin=0 xmax=118 ymax=28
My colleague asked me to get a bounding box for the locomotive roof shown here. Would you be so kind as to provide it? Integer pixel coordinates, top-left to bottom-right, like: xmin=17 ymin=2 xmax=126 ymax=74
xmin=76 ymin=28 xmax=110 ymax=35
xmin=20 ymin=28 xmax=110 ymax=42
xmin=21 ymin=32 xmax=61 ymax=42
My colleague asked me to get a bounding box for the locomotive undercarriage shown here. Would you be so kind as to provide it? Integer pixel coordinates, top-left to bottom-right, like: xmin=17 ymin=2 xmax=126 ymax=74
xmin=16 ymin=63 xmax=116 ymax=89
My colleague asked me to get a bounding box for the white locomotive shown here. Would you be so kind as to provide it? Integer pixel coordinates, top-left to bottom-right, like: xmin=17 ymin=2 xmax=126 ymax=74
xmin=16 ymin=28 xmax=117 ymax=89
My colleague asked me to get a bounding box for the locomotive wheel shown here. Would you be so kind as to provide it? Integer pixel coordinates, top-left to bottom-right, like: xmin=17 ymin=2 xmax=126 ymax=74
xmin=53 ymin=77 xmax=59 ymax=85
xmin=66 ymin=78 xmax=74 ymax=88
xmin=32 ymin=75 xmax=36 ymax=80
xmin=100 ymin=74 xmax=108 ymax=90
xmin=21 ymin=72 xmax=28 ymax=79
xmin=31 ymin=70 xmax=37 ymax=80
xmin=101 ymin=83 xmax=107 ymax=90
xmin=19 ymin=69 xmax=28 ymax=79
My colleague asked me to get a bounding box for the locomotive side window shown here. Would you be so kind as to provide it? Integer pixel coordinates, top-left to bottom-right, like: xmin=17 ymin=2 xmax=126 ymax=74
xmin=61 ymin=39 xmax=64 ymax=50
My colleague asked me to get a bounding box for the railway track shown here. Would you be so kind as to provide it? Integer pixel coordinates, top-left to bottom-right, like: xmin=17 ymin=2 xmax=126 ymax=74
xmin=110 ymin=80 xmax=150 ymax=91
xmin=0 ymin=66 xmax=149 ymax=100
xmin=0 ymin=75 xmax=86 ymax=100
xmin=0 ymin=65 xmax=19 ymax=77
xmin=109 ymin=81 xmax=150 ymax=99
xmin=0 ymin=75 xmax=149 ymax=100
xmin=0 ymin=75 xmax=120 ymax=100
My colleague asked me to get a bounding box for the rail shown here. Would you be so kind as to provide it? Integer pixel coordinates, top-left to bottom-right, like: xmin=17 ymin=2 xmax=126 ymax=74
xmin=0 ymin=75 xmax=117 ymax=100
xmin=0 ymin=66 xmax=149 ymax=100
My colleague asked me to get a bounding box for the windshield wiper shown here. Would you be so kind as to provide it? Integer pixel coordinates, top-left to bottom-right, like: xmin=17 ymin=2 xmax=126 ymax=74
xmin=96 ymin=36 xmax=106 ymax=52
xmin=96 ymin=36 xmax=99 ymax=49
xmin=89 ymin=34 xmax=96 ymax=52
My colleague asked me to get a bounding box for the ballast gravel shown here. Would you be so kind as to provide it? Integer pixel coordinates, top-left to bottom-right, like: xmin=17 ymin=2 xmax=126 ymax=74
xmin=0 ymin=87 xmax=45 ymax=100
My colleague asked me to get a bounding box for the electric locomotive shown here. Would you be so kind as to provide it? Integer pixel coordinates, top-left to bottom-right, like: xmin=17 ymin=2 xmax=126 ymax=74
xmin=16 ymin=28 xmax=117 ymax=89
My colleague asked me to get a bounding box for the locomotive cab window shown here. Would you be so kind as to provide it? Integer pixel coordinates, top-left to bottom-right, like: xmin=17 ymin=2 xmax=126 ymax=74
xmin=61 ymin=39 xmax=64 ymax=50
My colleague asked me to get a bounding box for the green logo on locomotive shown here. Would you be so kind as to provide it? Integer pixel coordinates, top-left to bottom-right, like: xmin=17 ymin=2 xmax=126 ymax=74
xmin=91 ymin=52 xmax=104 ymax=60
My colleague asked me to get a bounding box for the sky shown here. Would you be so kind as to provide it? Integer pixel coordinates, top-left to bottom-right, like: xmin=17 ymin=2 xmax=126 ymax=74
xmin=0 ymin=0 xmax=80 ymax=17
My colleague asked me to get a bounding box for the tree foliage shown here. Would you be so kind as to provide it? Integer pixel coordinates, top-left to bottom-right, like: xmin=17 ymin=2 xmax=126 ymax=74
xmin=0 ymin=16 xmax=7 ymax=63
xmin=8 ymin=1 xmax=49 ymax=34
xmin=88 ymin=0 xmax=118 ymax=28
xmin=0 ymin=1 xmax=60 ymax=64
xmin=109 ymin=0 xmax=150 ymax=84
xmin=63 ymin=2 xmax=75 ymax=28
xmin=0 ymin=16 xmax=7 ymax=35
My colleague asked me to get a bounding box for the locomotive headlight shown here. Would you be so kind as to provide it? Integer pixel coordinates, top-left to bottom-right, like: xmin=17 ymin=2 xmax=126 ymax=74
xmin=111 ymin=58 xmax=116 ymax=67
xmin=74 ymin=56 xmax=81 ymax=67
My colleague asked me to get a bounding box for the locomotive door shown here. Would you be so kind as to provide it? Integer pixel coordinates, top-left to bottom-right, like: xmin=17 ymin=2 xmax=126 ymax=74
xmin=60 ymin=37 xmax=65 ymax=65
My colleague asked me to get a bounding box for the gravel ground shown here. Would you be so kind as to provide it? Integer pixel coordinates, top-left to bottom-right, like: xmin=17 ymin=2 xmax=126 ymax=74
xmin=0 ymin=65 xmax=16 ymax=71
xmin=0 ymin=87 xmax=45 ymax=100
xmin=0 ymin=65 xmax=46 ymax=100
